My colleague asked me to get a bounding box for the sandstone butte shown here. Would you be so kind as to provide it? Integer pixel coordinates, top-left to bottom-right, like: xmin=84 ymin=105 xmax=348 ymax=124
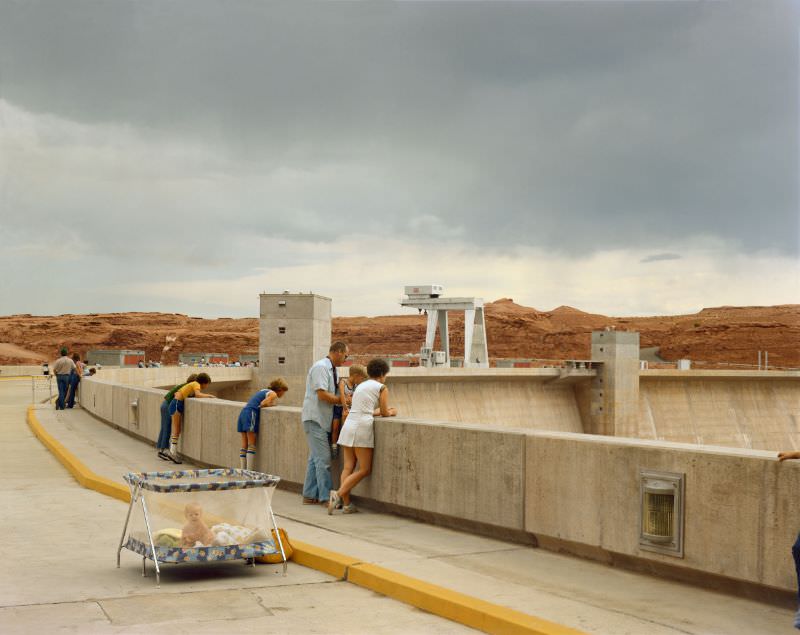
xmin=0 ymin=299 xmax=797 ymax=370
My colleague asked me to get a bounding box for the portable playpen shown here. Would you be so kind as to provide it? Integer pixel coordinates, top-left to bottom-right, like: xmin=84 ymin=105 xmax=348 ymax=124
xmin=118 ymin=468 xmax=286 ymax=585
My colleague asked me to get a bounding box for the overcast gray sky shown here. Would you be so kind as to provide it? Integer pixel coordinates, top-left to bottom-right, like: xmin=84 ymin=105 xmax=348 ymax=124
xmin=1 ymin=1 xmax=797 ymax=317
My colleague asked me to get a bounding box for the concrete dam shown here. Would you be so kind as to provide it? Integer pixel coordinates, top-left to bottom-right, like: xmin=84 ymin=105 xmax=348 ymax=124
xmin=75 ymin=292 xmax=800 ymax=598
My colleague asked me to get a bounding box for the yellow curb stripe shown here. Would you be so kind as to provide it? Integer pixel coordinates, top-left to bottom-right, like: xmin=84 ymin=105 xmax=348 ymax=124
xmin=348 ymin=563 xmax=584 ymax=635
xmin=289 ymin=539 xmax=361 ymax=579
xmin=24 ymin=404 xmax=585 ymax=635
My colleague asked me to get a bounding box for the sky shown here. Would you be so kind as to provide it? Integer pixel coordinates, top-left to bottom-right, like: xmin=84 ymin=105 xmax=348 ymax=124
xmin=1 ymin=1 xmax=798 ymax=318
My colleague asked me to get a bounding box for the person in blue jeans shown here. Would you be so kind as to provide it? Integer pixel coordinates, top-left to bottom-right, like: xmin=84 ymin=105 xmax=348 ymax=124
xmin=66 ymin=354 xmax=84 ymax=409
xmin=52 ymin=347 xmax=76 ymax=410
xmin=301 ymin=342 xmax=348 ymax=505
xmin=778 ymin=449 xmax=800 ymax=629
xmin=156 ymin=374 xmax=197 ymax=462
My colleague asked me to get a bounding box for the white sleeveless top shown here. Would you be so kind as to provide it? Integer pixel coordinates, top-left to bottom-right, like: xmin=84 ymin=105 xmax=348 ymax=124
xmin=337 ymin=379 xmax=384 ymax=448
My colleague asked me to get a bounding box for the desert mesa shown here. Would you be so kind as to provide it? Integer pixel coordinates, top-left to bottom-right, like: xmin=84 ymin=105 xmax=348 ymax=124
xmin=0 ymin=299 xmax=797 ymax=369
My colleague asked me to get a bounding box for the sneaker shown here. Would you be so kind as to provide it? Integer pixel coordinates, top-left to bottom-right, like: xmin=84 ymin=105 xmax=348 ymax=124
xmin=168 ymin=451 xmax=183 ymax=465
xmin=794 ymin=607 xmax=800 ymax=630
xmin=342 ymin=503 xmax=358 ymax=514
xmin=328 ymin=491 xmax=341 ymax=515
xmin=157 ymin=450 xmax=170 ymax=461
xmin=302 ymin=497 xmax=318 ymax=505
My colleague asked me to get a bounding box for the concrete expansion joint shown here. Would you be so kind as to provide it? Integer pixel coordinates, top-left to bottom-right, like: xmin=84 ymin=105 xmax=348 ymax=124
xmin=24 ymin=405 xmax=586 ymax=635
xmin=428 ymin=546 xmax=523 ymax=559
xmin=342 ymin=561 xmax=367 ymax=581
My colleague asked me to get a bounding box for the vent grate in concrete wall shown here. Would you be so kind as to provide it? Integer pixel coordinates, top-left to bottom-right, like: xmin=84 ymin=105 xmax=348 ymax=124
xmin=639 ymin=469 xmax=684 ymax=557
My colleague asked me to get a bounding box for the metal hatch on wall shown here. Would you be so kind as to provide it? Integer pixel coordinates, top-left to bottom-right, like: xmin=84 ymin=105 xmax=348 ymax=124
xmin=639 ymin=469 xmax=685 ymax=557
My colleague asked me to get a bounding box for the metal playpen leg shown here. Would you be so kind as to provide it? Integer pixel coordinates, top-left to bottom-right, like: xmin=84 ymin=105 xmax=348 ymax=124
xmin=141 ymin=497 xmax=161 ymax=586
xmin=117 ymin=484 xmax=140 ymax=567
xmin=268 ymin=504 xmax=288 ymax=576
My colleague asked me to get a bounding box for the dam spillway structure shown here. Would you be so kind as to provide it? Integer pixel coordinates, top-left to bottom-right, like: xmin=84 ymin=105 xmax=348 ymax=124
xmin=71 ymin=291 xmax=800 ymax=602
xmin=400 ymin=285 xmax=489 ymax=369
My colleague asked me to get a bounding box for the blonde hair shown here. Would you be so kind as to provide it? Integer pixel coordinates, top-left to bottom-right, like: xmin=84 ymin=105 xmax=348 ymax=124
xmin=268 ymin=377 xmax=289 ymax=392
xmin=348 ymin=364 xmax=367 ymax=379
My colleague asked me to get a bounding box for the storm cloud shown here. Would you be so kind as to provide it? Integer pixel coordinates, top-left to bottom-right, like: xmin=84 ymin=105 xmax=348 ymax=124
xmin=1 ymin=1 xmax=797 ymax=317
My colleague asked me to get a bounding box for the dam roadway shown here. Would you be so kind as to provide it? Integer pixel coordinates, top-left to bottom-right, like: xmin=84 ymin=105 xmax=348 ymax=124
xmin=0 ymin=376 xmax=795 ymax=634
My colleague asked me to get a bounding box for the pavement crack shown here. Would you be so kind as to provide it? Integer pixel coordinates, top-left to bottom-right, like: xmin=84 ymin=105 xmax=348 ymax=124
xmin=96 ymin=600 xmax=113 ymax=624
xmin=249 ymin=590 xmax=275 ymax=616
xmin=428 ymin=546 xmax=522 ymax=560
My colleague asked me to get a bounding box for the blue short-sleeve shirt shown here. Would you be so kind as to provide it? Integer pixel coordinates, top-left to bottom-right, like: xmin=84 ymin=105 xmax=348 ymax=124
xmin=244 ymin=389 xmax=271 ymax=411
xmin=301 ymin=357 xmax=337 ymax=432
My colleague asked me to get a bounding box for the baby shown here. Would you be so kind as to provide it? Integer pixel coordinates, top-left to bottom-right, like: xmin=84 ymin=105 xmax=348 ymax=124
xmin=181 ymin=502 xmax=215 ymax=547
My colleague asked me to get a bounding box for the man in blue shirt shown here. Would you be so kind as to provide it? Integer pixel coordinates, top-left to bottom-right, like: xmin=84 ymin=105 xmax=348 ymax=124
xmin=301 ymin=341 xmax=348 ymax=504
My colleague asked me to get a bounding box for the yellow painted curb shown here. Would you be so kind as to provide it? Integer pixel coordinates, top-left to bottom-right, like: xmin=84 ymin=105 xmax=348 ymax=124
xmin=25 ymin=404 xmax=585 ymax=635
xmin=348 ymin=562 xmax=584 ymax=635
xmin=26 ymin=405 xmax=130 ymax=503
xmin=289 ymin=539 xmax=361 ymax=579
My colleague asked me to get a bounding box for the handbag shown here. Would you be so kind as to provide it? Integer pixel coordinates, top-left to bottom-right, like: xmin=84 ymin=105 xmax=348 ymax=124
xmin=257 ymin=527 xmax=293 ymax=564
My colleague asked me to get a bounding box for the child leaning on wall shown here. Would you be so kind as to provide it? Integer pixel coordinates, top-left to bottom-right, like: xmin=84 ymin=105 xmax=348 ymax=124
xmin=168 ymin=372 xmax=215 ymax=463
xmin=329 ymin=358 xmax=397 ymax=515
xmin=157 ymin=374 xmax=198 ymax=463
xmin=236 ymin=378 xmax=289 ymax=470
xmin=330 ymin=364 xmax=368 ymax=458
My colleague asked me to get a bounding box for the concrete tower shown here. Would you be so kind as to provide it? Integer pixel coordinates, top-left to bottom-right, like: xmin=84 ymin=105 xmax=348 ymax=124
xmin=259 ymin=292 xmax=331 ymax=406
xmin=589 ymin=330 xmax=640 ymax=436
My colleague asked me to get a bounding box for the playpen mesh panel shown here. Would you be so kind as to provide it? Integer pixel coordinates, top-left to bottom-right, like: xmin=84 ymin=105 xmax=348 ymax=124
xmin=123 ymin=470 xmax=280 ymax=562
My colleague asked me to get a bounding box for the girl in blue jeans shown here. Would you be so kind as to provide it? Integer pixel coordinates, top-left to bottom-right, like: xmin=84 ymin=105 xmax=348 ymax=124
xmin=157 ymin=374 xmax=197 ymax=462
xmin=168 ymin=372 xmax=214 ymax=462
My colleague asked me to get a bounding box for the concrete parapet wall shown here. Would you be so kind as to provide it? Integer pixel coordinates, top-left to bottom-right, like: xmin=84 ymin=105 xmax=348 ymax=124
xmin=524 ymin=432 xmax=795 ymax=592
xmin=79 ymin=372 xmax=799 ymax=594
xmin=368 ymin=419 xmax=527 ymax=529
xmin=90 ymin=365 xmax=253 ymax=390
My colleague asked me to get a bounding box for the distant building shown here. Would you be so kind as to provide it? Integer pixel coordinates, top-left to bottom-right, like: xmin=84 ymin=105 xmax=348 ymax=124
xmin=87 ymin=349 xmax=145 ymax=367
xmin=178 ymin=352 xmax=229 ymax=365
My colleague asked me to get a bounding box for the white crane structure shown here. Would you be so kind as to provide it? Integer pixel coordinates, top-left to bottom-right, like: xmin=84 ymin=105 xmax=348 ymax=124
xmin=400 ymin=285 xmax=489 ymax=369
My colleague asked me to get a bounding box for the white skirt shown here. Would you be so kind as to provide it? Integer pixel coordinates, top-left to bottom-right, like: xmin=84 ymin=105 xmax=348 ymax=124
xmin=337 ymin=415 xmax=374 ymax=448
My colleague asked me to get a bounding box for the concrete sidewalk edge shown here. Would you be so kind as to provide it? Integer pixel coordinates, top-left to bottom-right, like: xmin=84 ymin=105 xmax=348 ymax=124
xmin=25 ymin=405 xmax=585 ymax=635
xmin=348 ymin=562 xmax=585 ymax=635
xmin=27 ymin=405 xmax=129 ymax=502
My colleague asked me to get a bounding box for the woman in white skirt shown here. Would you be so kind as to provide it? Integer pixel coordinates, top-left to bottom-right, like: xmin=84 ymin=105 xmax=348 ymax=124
xmin=329 ymin=358 xmax=396 ymax=514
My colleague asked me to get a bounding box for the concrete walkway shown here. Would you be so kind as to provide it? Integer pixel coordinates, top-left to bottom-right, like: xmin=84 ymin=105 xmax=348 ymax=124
xmin=1 ymin=378 xmax=796 ymax=634
xmin=0 ymin=380 xmax=473 ymax=634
